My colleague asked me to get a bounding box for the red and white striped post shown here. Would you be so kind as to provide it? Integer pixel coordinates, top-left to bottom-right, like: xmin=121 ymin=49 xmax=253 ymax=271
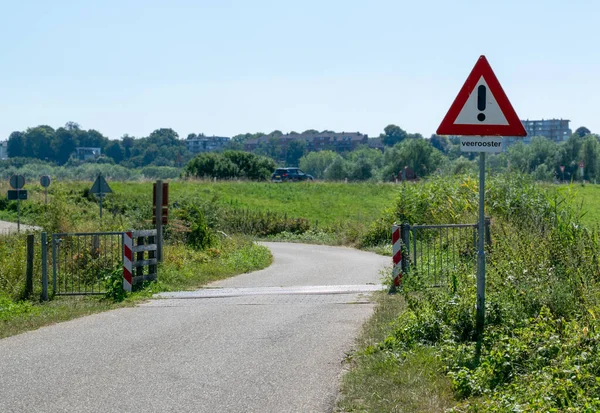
xmin=123 ymin=231 xmax=133 ymax=292
xmin=389 ymin=224 xmax=403 ymax=293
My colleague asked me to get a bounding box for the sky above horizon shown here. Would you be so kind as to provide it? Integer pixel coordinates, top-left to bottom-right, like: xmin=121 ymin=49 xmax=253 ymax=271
xmin=1 ymin=0 xmax=598 ymax=141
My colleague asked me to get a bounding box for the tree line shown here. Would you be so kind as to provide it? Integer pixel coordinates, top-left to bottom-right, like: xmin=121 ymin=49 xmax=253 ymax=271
xmin=5 ymin=122 xmax=598 ymax=183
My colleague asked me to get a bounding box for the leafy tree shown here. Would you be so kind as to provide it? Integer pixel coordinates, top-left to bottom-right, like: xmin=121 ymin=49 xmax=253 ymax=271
xmin=52 ymin=127 xmax=78 ymax=165
xmin=299 ymin=150 xmax=337 ymax=179
xmin=285 ymin=140 xmax=306 ymax=166
xmin=324 ymin=156 xmax=348 ymax=180
xmin=302 ymin=129 xmax=319 ymax=134
xmin=79 ymin=129 xmax=108 ymax=149
xmin=106 ymin=141 xmax=124 ymax=164
xmin=575 ymin=126 xmax=591 ymax=137
xmin=25 ymin=126 xmax=55 ymax=160
xmin=382 ymin=139 xmax=443 ymax=178
xmin=121 ymin=134 xmax=134 ymax=159
xmin=6 ymin=131 xmax=26 ymax=158
xmin=430 ymin=134 xmax=450 ymax=153
xmin=380 ymin=124 xmax=407 ymax=146
xmin=184 ymin=151 xmax=275 ymax=181
xmin=579 ymin=135 xmax=600 ymax=180
xmin=348 ymin=158 xmax=373 ymax=181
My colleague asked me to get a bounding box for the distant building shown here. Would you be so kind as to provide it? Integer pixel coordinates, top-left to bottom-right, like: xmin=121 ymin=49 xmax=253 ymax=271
xmin=76 ymin=147 xmax=102 ymax=161
xmin=244 ymin=131 xmax=369 ymax=154
xmin=504 ymin=119 xmax=572 ymax=148
xmin=186 ymin=136 xmax=231 ymax=154
xmin=0 ymin=141 xmax=7 ymax=160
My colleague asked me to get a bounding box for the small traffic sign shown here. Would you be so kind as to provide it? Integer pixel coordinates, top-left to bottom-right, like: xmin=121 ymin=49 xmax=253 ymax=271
xmin=40 ymin=175 xmax=51 ymax=188
xmin=9 ymin=175 xmax=25 ymax=190
xmin=579 ymin=161 xmax=585 ymax=168
xmin=437 ymin=56 xmax=526 ymax=137
xmin=90 ymin=174 xmax=112 ymax=195
xmin=7 ymin=190 xmax=27 ymax=201
xmin=560 ymin=165 xmax=565 ymax=173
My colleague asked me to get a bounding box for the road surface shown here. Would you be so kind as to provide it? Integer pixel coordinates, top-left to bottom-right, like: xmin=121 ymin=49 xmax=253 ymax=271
xmin=0 ymin=219 xmax=39 ymax=235
xmin=0 ymin=242 xmax=389 ymax=413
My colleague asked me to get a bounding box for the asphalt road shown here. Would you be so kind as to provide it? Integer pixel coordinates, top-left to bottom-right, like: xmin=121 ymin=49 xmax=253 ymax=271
xmin=0 ymin=219 xmax=39 ymax=235
xmin=0 ymin=242 xmax=389 ymax=413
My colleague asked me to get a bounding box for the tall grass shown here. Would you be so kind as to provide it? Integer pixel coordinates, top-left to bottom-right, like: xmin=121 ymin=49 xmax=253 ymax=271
xmin=347 ymin=174 xmax=600 ymax=411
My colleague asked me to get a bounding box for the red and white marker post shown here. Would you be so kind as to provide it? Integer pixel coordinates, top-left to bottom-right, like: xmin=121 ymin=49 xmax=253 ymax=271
xmin=389 ymin=224 xmax=403 ymax=293
xmin=123 ymin=231 xmax=133 ymax=292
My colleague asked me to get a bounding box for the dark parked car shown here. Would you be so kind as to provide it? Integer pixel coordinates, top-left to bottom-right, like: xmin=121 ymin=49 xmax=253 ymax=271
xmin=271 ymin=167 xmax=314 ymax=182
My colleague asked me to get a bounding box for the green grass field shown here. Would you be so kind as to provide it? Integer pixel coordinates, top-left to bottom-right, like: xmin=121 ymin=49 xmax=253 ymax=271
xmin=111 ymin=180 xmax=401 ymax=227
xmin=560 ymin=183 xmax=600 ymax=227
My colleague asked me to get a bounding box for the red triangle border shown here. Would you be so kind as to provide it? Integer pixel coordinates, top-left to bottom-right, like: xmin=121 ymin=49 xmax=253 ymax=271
xmin=436 ymin=56 xmax=526 ymax=137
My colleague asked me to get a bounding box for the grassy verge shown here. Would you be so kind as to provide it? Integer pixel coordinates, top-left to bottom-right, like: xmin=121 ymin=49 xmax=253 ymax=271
xmin=337 ymin=292 xmax=455 ymax=413
xmin=0 ymin=237 xmax=272 ymax=339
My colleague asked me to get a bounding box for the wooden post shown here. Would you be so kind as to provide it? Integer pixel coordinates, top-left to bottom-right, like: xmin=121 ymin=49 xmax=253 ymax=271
xmin=25 ymin=234 xmax=34 ymax=299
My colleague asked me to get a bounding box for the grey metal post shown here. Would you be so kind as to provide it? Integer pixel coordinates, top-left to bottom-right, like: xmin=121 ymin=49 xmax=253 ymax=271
xmin=52 ymin=235 xmax=58 ymax=296
xmin=41 ymin=232 xmax=48 ymax=301
xmin=485 ymin=216 xmax=492 ymax=247
xmin=156 ymin=180 xmax=163 ymax=262
xmin=25 ymin=234 xmax=34 ymax=299
xmin=99 ymin=194 xmax=103 ymax=219
xmin=17 ymin=195 xmax=21 ymax=233
xmin=401 ymin=223 xmax=410 ymax=273
xmin=476 ymin=152 xmax=486 ymax=337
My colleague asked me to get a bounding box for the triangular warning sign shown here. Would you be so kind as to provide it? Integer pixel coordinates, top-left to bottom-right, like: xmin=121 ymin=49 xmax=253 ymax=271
xmin=437 ymin=56 xmax=526 ymax=137
xmin=90 ymin=174 xmax=112 ymax=195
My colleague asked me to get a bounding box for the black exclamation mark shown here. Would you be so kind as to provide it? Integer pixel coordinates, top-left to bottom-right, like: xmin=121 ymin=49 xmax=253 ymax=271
xmin=477 ymin=85 xmax=486 ymax=122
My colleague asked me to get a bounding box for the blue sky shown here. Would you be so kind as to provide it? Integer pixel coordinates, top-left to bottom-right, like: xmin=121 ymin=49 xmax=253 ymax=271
xmin=1 ymin=0 xmax=598 ymax=140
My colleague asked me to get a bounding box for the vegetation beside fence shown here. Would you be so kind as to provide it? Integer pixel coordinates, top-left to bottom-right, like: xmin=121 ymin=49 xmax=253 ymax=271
xmin=339 ymin=175 xmax=600 ymax=412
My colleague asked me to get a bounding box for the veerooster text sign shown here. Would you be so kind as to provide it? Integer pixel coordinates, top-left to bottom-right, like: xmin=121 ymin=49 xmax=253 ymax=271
xmin=460 ymin=136 xmax=503 ymax=153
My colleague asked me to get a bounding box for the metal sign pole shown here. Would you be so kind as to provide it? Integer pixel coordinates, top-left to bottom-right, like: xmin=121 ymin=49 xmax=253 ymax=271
xmin=476 ymin=152 xmax=486 ymax=337
xmin=17 ymin=191 xmax=21 ymax=233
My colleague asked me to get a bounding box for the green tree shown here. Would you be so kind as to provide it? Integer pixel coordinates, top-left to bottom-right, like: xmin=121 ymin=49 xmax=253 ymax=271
xmin=52 ymin=127 xmax=78 ymax=164
xmin=575 ymin=126 xmax=591 ymax=137
xmin=579 ymin=135 xmax=600 ymax=180
xmin=324 ymin=156 xmax=348 ymax=180
xmin=299 ymin=150 xmax=337 ymax=179
xmin=380 ymin=124 xmax=407 ymax=146
xmin=285 ymin=140 xmax=306 ymax=166
xmin=106 ymin=141 xmax=124 ymax=164
xmin=6 ymin=131 xmax=26 ymax=158
xmin=25 ymin=126 xmax=55 ymax=160
xmin=382 ymin=139 xmax=443 ymax=178
xmin=430 ymin=134 xmax=450 ymax=153
xmin=121 ymin=134 xmax=135 ymax=159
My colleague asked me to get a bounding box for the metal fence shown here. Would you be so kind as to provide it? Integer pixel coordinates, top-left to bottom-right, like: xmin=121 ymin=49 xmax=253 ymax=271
xmin=52 ymin=232 xmax=123 ymax=295
xmin=400 ymin=219 xmax=490 ymax=288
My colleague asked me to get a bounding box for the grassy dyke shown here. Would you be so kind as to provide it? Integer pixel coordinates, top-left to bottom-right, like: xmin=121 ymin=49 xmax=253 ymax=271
xmin=338 ymin=174 xmax=600 ymax=412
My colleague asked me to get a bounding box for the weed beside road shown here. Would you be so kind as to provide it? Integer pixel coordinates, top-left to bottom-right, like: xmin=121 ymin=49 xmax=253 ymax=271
xmin=338 ymin=175 xmax=600 ymax=412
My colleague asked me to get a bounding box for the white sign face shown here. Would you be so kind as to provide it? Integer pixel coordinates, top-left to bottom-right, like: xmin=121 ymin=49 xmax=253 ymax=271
xmin=460 ymin=136 xmax=503 ymax=153
xmin=454 ymin=77 xmax=509 ymax=126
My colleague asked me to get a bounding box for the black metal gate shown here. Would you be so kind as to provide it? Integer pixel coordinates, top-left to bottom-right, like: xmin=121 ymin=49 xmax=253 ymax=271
xmin=52 ymin=232 xmax=123 ymax=295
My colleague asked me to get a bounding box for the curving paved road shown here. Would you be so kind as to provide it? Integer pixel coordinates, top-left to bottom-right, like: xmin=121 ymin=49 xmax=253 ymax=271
xmin=0 ymin=242 xmax=389 ymax=413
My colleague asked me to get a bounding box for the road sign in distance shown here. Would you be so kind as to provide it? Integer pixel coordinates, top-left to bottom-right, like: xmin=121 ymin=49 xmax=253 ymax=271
xmin=9 ymin=175 xmax=25 ymax=190
xmin=40 ymin=175 xmax=51 ymax=188
xmin=8 ymin=190 xmax=28 ymax=200
xmin=90 ymin=174 xmax=112 ymax=195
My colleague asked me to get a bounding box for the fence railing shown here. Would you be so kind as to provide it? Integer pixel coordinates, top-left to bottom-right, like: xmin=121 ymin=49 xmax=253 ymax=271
xmin=397 ymin=219 xmax=490 ymax=288
xmin=52 ymin=232 xmax=124 ymax=296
